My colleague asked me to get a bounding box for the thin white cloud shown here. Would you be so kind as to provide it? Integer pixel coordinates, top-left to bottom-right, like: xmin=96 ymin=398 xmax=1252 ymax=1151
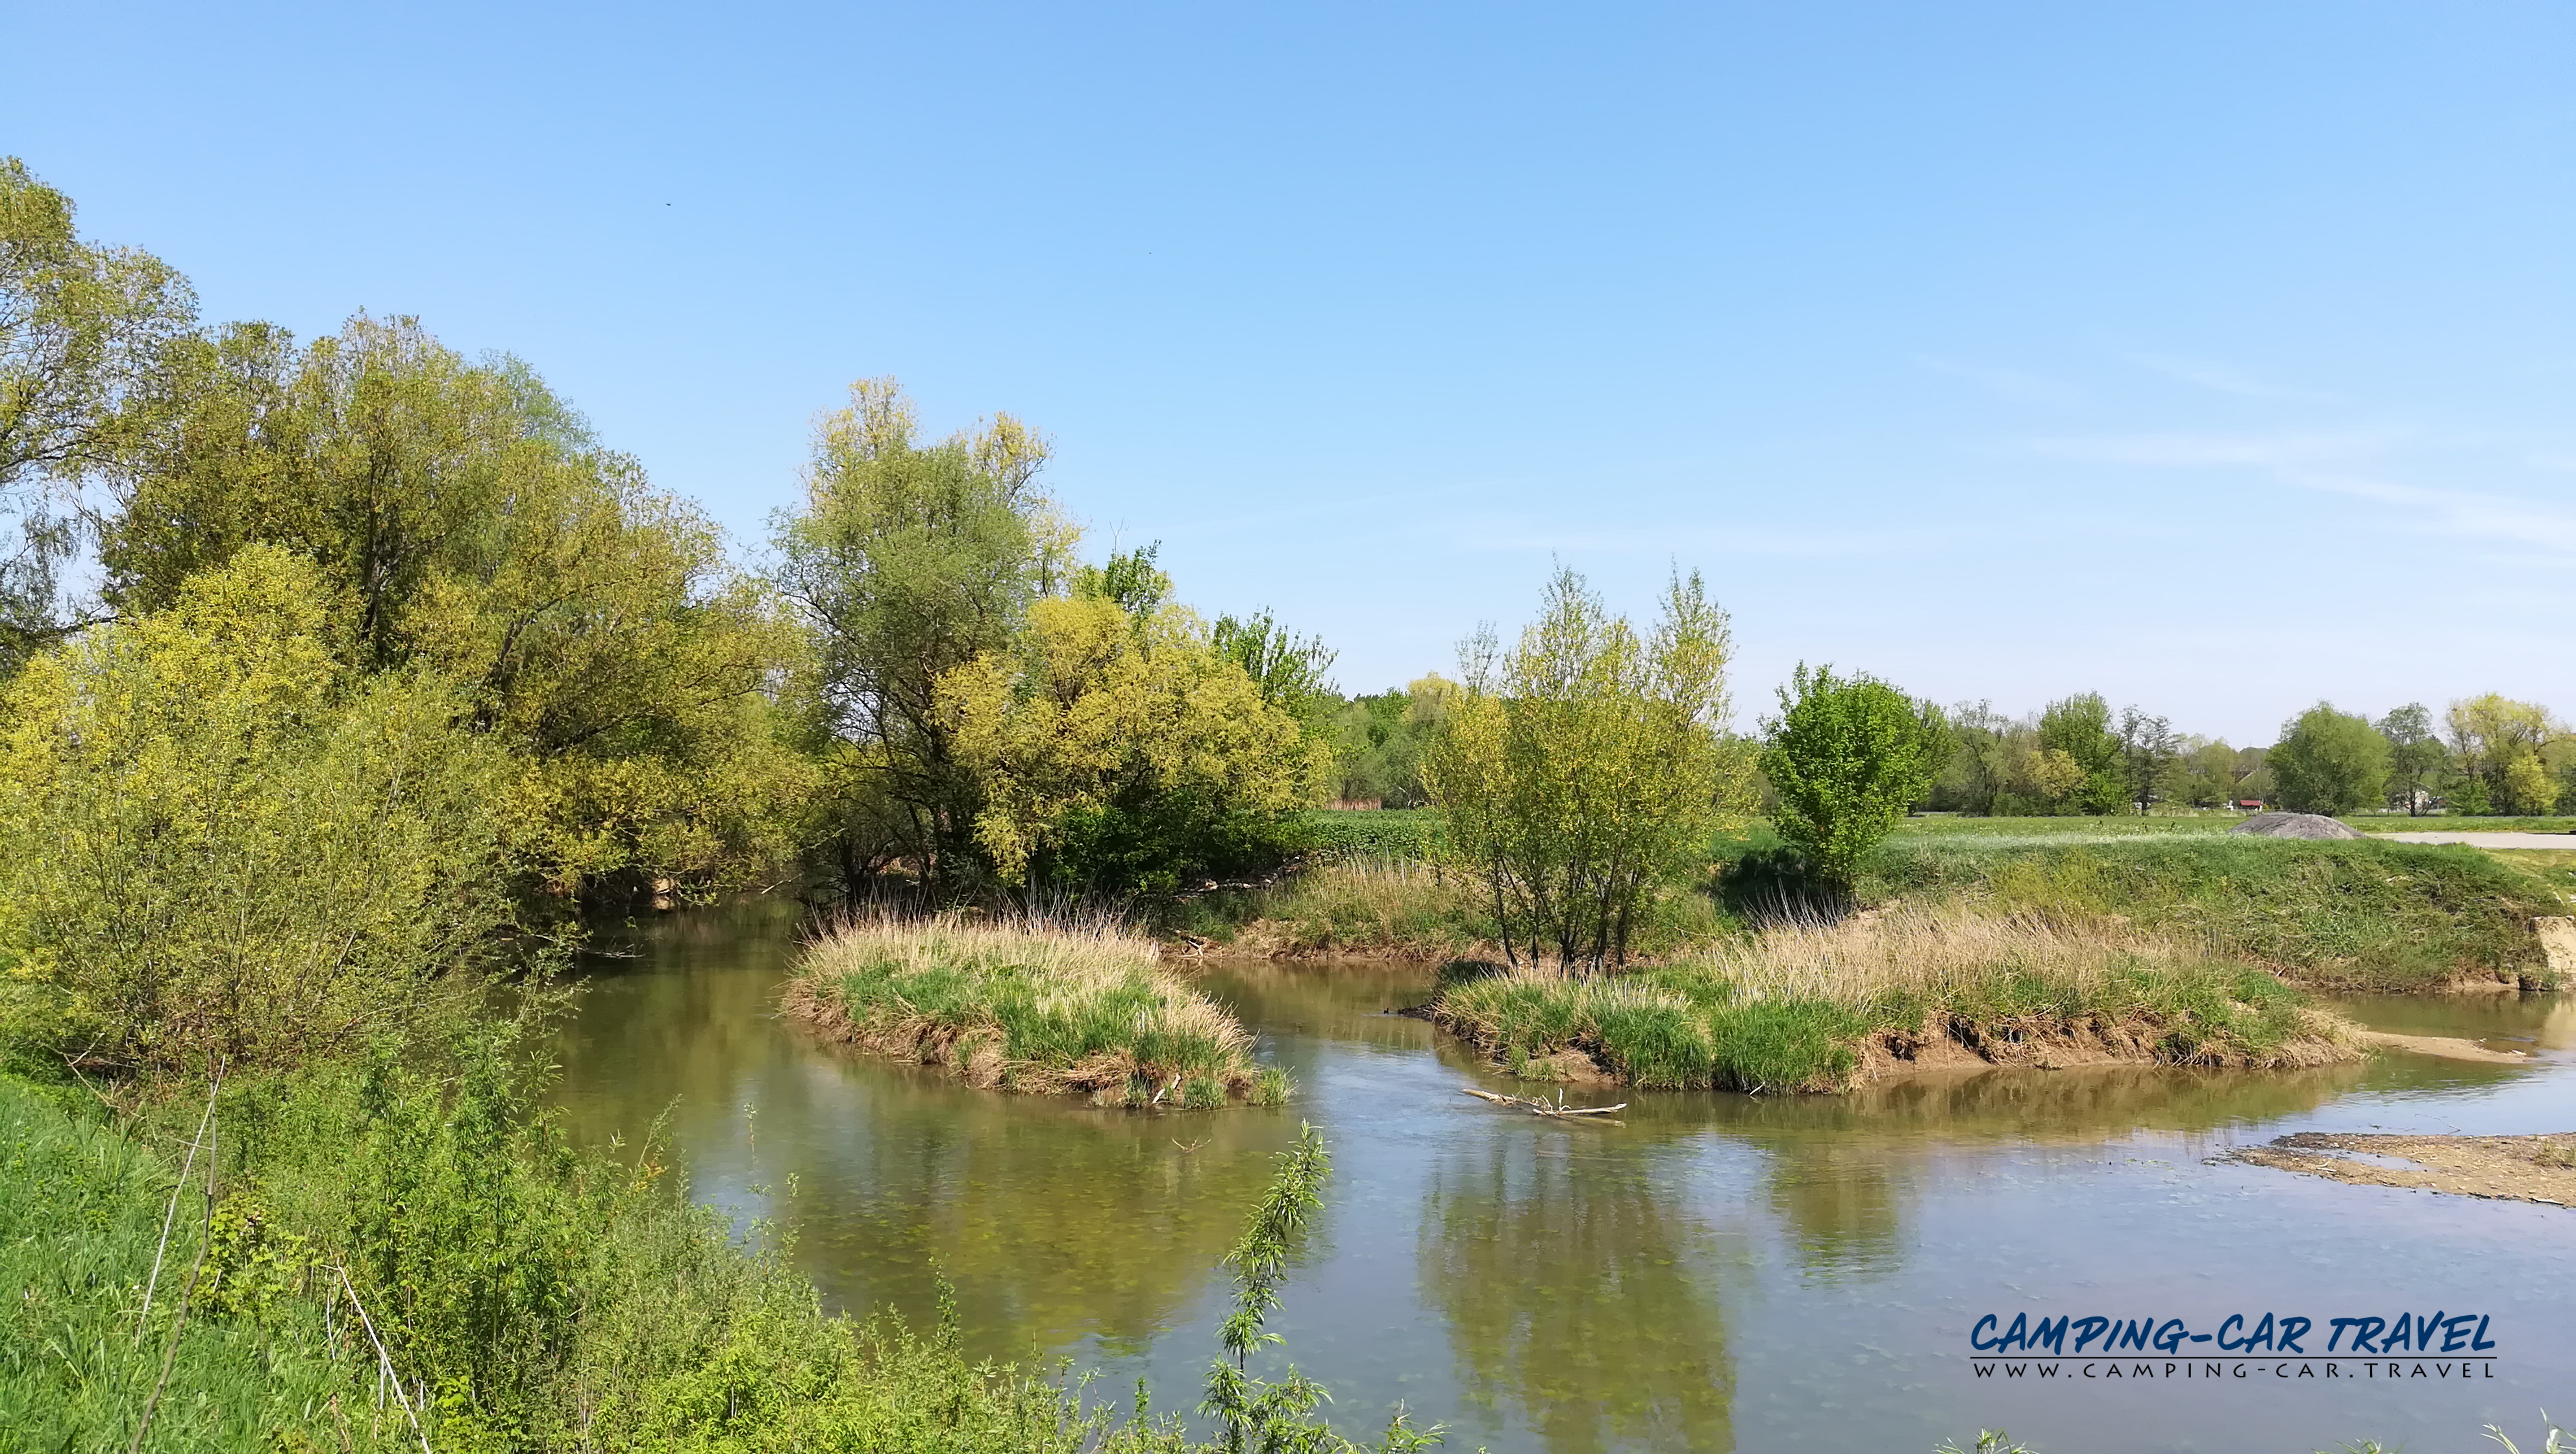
xmin=2025 ymin=428 xmax=2397 ymax=469
xmin=2025 ymin=426 xmax=2576 ymax=561
xmin=2131 ymin=354 xmax=2335 ymax=403
xmin=1452 ymin=513 xmax=2027 ymax=559
xmin=2283 ymin=469 xmax=2576 ymax=558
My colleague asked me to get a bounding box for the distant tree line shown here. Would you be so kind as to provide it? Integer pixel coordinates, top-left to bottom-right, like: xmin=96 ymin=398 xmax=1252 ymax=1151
xmin=1919 ymin=692 xmax=2570 ymax=819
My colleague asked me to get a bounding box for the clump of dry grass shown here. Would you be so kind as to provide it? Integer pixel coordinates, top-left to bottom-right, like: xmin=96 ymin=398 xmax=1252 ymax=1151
xmin=782 ymin=911 xmax=1283 ymax=1107
xmin=1689 ymin=903 xmax=2205 ymax=1009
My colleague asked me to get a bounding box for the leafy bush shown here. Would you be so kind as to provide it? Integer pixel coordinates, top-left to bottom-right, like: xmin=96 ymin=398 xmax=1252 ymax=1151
xmin=1759 ymin=663 xmax=1949 ymax=885
xmin=0 ymin=547 xmax=525 ymax=1077
xmin=942 ymin=593 xmax=1328 ymax=895
xmin=1426 ymin=567 xmax=1750 ymax=970
xmin=1293 ymin=809 xmax=1447 ymax=858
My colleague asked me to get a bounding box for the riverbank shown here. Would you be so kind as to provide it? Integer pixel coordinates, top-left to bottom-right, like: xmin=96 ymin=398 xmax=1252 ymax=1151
xmin=1191 ymin=829 xmax=2565 ymax=993
xmin=782 ymin=915 xmax=1287 ymax=1106
xmin=1427 ymin=905 xmax=2360 ymax=1093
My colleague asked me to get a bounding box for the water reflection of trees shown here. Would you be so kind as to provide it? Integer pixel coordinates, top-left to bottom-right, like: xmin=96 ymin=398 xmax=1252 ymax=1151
xmin=1762 ymin=1141 xmax=1902 ymax=1277
xmin=1419 ymin=1135 xmax=1736 ymax=1454
xmin=1628 ymin=1063 xmax=2369 ymax=1282
xmin=551 ymin=904 xmax=1301 ymax=1364
xmin=784 ymin=1068 xmax=1293 ymax=1361
xmin=1653 ymin=1061 xmax=2367 ymax=1143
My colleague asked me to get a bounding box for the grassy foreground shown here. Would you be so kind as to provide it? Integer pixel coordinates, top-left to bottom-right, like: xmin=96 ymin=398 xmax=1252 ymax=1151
xmin=0 ymin=1060 xmax=1431 ymax=1453
xmin=1432 ymin=905 xmax=2354 ymax=1093
xmin=783 ymin=917 xmax=1284 ymax=1106
xmin=0 ymin=1063 xmax=1205 ymax=1453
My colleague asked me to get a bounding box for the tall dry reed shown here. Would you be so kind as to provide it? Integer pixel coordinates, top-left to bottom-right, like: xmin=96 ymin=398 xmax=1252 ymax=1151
xmin=1683 ymin=903 xmax=2208 ymax=1010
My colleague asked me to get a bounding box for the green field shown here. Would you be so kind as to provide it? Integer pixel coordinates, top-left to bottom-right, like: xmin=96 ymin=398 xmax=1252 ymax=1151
xmin=2343 ymin=816 xmax=2576 ymax=835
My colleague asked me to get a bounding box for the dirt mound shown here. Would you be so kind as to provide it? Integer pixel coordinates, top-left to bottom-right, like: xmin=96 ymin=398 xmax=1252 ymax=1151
xmin=2226 ymin=1131 xmax=2576 ymax=1208
xmin=2229 ymin=811 xmax=2363 ymax=839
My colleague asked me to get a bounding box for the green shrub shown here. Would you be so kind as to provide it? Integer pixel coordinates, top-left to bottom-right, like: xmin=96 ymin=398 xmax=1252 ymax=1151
xmin=1293 ymin=807 xmax=1448 ymax=859
xmin=1 ymin=1050 xmax=1444 ymax=1454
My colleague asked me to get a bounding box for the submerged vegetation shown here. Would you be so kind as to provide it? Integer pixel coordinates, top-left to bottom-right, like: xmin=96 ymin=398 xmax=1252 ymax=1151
xmin=784 ymin=916 xmax=1284 ymax=1106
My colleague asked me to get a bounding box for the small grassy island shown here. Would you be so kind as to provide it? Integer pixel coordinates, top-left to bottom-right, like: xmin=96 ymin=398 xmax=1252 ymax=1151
xmin=783 ymin=917 xmax=1286 ymax=1106
xmin=1429 ymin=904 xmax=2358 ymax=1093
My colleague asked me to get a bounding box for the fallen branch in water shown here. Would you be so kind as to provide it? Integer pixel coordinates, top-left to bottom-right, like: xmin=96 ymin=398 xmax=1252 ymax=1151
xmin=1459 ymin=1087 xmax=1626 ymax=1123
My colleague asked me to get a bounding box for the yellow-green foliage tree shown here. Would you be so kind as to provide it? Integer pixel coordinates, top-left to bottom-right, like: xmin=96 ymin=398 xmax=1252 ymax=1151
xmin=939 ymin=579 xmax=1331 ymax=894
xmin=0 ymin=547 xmax=520 ymax=1076
xmin=97 ymin=315 xmax=806 ymax=897
xmin=771 ymin=378 xmax=1072 ymax=896
xmin=1426 ymin=567 xmax=1749 ymax=972
xmin=2446 ymin=694 xmax=2560 ymax=816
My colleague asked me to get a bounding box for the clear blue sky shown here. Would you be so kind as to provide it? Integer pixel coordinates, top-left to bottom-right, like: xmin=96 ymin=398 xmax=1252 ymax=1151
xmin=8 ymin=1 xmax=2571 ymax=743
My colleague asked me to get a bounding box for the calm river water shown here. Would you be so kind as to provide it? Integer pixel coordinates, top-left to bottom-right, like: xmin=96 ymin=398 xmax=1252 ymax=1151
xmin=549 ymin=902 xmax=2576 ymax=1454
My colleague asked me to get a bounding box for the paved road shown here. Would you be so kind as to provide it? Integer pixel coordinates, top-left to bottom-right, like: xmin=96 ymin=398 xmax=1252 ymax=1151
xmin=2376 ymin=832 xmax=2576 ymax=850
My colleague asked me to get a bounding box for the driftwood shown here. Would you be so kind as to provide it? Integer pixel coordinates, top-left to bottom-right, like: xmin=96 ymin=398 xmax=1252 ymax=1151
xmin=1459 ymin=1087 xmax=1626 ymax=1124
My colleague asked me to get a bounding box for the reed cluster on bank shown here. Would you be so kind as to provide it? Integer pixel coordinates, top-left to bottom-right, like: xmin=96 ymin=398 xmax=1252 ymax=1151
xmin=1432 ymin=904 xmax=2353 ymax=1093
xmin=783 ymin=914 xmax=1284 ymax=1106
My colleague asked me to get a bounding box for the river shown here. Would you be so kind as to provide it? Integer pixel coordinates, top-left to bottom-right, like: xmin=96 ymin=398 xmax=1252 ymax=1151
xmin=547 ymin=900 xmax=2576 ymax=1454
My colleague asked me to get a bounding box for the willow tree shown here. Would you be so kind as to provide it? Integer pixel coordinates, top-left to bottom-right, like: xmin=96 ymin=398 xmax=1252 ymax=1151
xmin=2446 ymin=694 xmax=2560 ymax=817
xmin=771 ymin=378 xmax=1074 ymax=895
xmin=1425 ymin=567 xmax=1748 ymax=972
xmin=0 ymin=546 xmax=521 ymax=1074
